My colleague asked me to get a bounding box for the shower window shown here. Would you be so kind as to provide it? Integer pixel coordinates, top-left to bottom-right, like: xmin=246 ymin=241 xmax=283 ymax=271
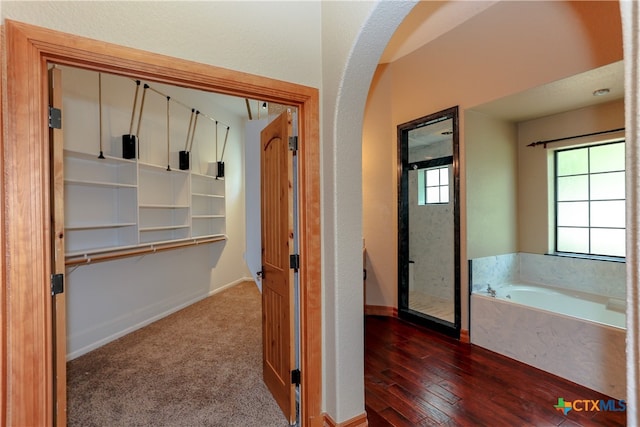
xmin=554 ymin=140 xmax=625 ymax=258
xmin=418 ymin=166 xmax=449 ymax=205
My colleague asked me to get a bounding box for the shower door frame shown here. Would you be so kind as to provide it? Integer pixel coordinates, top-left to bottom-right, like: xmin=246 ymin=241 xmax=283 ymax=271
xmin=397 ymin=106 xmax=461 ymax=339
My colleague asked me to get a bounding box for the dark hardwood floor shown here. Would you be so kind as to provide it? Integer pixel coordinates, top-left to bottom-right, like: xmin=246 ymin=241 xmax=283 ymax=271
xmin=365 ymin=315 xmax=626 ymax=427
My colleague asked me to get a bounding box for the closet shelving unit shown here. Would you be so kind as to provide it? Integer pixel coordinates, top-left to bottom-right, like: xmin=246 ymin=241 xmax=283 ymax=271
xmin=138 ymin=161 xmax=190 ymax=244
xmin=191 ymin=172 xmax=226 ymax=238
xmin=64 ymin=150 xmax=139 ymax=258
xmin=64 ymin=150 xmax=226 ymax=266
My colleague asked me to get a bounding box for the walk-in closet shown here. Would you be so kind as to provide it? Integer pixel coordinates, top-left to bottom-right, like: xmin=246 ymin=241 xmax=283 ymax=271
xmin=54 ymin=63 xmax=278 ymax=424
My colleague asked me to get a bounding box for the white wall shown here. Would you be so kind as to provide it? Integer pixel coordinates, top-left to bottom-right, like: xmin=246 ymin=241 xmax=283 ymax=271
xmin=363 ymin=64 xmax=397 ymax=311
xmin=320 ymin=1 xmax=416 ymax=421
xmin=465 ymin=111 xmax=518 ymax=259
xmin=2 ymin=1 xmax=322 ymax=88
xmin=244 ymin=118 xmax=268 ymax=288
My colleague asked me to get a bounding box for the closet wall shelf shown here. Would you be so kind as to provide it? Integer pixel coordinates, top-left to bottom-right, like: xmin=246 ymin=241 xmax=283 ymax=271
xmin=65 ymin=179 xmax=137 ymax=189
xmin=139 ymin=204 xmax=189 ymax=209
xmin=192 ymin=193 xmax=224 ymax=198
xmin=65 ymin=222 xmax=137 ymax=230
xmin=139 ymin=225 xmax=190 ymax=232
xmin=64 ymin=149 xmax=137 ymax=164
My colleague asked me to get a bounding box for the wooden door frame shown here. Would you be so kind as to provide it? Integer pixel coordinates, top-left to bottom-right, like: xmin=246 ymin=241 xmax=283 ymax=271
xmin=1 ymin=20 xmax=321 ymax=427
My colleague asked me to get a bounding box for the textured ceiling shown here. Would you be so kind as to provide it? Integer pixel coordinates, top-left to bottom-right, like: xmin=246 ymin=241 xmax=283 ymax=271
xmin=469 ymin=60 xmax=624 ymax=123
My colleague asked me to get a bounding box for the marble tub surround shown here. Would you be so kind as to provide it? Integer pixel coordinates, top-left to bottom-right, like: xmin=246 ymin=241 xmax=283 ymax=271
xmin=470 ymin=252 xmax=627 ymax=400
xmin=470 ymin=252 xmax=625 ymax=300
xmin=471 ymin=293 xmax=626 ymax=400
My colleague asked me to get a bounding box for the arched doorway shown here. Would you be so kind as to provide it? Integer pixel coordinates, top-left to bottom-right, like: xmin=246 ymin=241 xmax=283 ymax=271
xmin=351 ymin=1 xmax=637 ymax=424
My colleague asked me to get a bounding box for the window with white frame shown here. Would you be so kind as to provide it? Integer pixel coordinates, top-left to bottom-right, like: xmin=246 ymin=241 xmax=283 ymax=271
xmin=555 ymin=141 xmax=625 ymax=258
xmin=418 ymin=166 xmax=449 ymax=205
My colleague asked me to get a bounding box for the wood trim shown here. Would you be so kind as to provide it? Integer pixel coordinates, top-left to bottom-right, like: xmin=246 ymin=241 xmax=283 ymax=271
xmin=49 ymin=66 xmax=67 ymax=426
xmin=298 ymin=72 xmax=322 ymax=427
xmin=323 ymin=412 xmax=368 ymax=427
xmin=460 ymin=329 xmax=470 ymax=344
xmin=2 ymin=20 xmax=322 ymax=427
xmin=0 ymin=24 xmax=6 ymax=426
xmin=3 ymin=21 xmax=55 ymax=427
xmin=364 ymin=305 xmax=398 ymax=317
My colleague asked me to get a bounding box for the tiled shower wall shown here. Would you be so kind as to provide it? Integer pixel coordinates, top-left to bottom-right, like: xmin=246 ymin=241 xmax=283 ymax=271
xmin=408 ymin=167 xmax=454 ymax=300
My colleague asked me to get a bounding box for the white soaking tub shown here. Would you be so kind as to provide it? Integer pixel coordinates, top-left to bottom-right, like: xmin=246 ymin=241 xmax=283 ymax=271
xmin=471 ymin=282 xmax=626 ymax=400
xmin=492 ymin=283 xmax=626 ymax=329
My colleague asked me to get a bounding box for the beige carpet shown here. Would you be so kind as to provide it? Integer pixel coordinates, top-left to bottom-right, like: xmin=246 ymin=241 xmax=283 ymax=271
xmin=67 ymin=281 xmax=288 ymax=427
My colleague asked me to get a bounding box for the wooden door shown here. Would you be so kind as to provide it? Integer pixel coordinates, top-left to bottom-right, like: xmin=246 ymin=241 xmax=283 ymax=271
xmin=260 ymin=111 xmax=296 ymax=424
xmin=49 ymin=66 xmax=67 ymax=426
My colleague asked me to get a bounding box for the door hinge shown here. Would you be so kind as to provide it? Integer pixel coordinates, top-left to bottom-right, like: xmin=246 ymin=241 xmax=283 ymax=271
xmin=49 ymin=106 xmax=62 ymax=129
xmin=51 ymin=273 xmax=64 ymax=296
xmin=289 ymin=254 xmax=300 ymax=271
xmin=291 ymin=369 xmax=301 ymax=385
xmin=288 ymin=136 xmax=298 ymax=152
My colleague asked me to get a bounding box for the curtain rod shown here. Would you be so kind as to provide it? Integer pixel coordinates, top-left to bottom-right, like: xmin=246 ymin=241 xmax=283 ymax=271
xmin=527 ymin=127 xmax=625 ymax=148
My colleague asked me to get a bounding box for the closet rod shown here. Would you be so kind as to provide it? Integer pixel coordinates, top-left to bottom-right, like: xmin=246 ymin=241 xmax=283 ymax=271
xmin=527 ymin=127 xmax=625 ymax=148
xmin=65 ymin=236 xmax=226 ymax=266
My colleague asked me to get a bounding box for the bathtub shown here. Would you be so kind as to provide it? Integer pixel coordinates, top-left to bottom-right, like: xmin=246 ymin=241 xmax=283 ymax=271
xmin=491 ymin=283 xmax=626 ymax=329
xmin=471 ymin=282 xmax=626 ymax=400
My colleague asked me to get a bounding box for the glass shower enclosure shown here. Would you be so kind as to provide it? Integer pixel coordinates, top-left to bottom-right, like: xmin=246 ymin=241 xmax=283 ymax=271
xmin=397 ymin=106 xmax=461 ymax=338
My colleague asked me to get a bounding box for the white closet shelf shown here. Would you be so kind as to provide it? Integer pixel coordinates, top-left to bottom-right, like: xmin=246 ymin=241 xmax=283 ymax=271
xmin=191 ymin=172 xmax=217 ymax=178
xmin=139 ymin=225 xmax=190 ymax=232
xmin=138 ymin=204 xmax=190 ymax=209
xmin=192 ymin=193 xmax=224 ymax=198
xmin=192 ymin=215 xmax=225 ymax=219
xmin=65 ymin=222 xmax=137 ymax=230
xmin=65 ymin=179 xmax=137 ymax=189
xmin=64 ymin=149 xmax=137 ymax=164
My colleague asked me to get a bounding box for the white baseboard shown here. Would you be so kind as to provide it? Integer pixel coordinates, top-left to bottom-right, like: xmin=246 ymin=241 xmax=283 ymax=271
xmin=208 ymin=276 xmax=255 ymax=297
